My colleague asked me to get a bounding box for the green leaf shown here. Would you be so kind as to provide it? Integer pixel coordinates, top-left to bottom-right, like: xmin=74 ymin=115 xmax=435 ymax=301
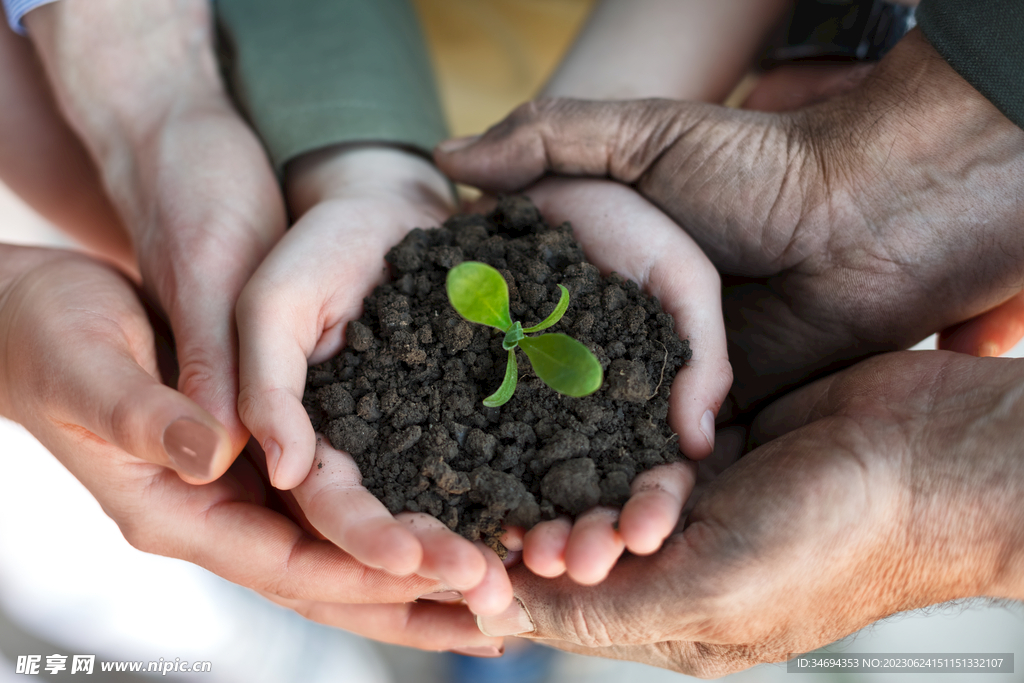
xmin=483 ymin=349 xmax=518 ymax=407
xmin=446 ymin=262 xmax=513 ymax=331
xmin=518 ymin=334 xmax=603 ymax=398
xmin=503 ymin=321 xmax=524 ymax=350
xmin=522 ymin=285 xmax=570 ymax=333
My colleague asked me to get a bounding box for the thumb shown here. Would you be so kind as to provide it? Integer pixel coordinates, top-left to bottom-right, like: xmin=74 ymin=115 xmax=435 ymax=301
xmin=476 ymin=541 xmax=706 ymax=645
xmin=71 ymin=344 xmax=235 ymax=482
xmin=33 ymin=267 xmax=236 ymax=481
xmin=434 ymin=98 xmax=735 ymax=192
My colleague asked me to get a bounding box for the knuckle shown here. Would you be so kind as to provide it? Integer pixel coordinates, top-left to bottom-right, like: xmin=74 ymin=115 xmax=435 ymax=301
xmin=176 ymin=354 xmax=226 ymax=403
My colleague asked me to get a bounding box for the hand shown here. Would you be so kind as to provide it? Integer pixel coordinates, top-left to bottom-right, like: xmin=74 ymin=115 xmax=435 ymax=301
xmin=0 ymin=245 xmax=503 ymax=654
xmin=475 ymin=350 xmax=1024 ymax=676
xmin=938 ymin=291 xmax=1024 ymax=357
xmin=501 ymin=178 xmax=729 ymax=585
xmin=235 ymin=146 xmax=514 ymax=615
xmin=436 ymin=29 xmax=1024 ymax=411
xmin=24 ymin=1 xmax=287 ymax=460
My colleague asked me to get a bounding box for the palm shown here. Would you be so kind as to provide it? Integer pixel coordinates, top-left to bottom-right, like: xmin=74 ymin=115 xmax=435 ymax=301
xmin=501 ymin=351 xmax=1023 ymax=676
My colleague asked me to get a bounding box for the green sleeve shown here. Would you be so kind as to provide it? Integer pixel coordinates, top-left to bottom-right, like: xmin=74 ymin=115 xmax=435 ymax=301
xmin=215 ymin=0 xmax=448 ymax=172
xmin=916 ymin=0 xmax=1024 ymax=130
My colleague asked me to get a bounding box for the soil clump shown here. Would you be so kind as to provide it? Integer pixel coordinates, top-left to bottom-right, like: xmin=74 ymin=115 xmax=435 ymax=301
xmin=303 ymin=197 xmax=691 ymax=556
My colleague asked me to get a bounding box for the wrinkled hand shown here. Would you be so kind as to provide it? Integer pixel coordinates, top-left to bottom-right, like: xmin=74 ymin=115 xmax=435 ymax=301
xmin=0 ymin=245 xmax=502 ymax=654
xmin=503 ymin=178 xmax=729 ymax=585
xmin=236 ymin=146 xmax=514 ymax=617
xmin=25 ymin=1 xmax=286 ymax=461
xmin=743 ymin=60 xmax=1024 ymax=358
xmin=476 ymin=350 xmax=1024 ymax=676
xmin=437 ymin=29 xmax=1024 ymax=411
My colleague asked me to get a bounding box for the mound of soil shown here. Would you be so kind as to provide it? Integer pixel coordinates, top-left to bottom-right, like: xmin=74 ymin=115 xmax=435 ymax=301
xmin=303 ymin=197 xmax=690 ymax=556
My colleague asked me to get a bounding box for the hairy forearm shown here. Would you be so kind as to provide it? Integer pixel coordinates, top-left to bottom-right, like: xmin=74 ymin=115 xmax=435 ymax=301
xmin=543 ymin=0 xmax=790 ymax=102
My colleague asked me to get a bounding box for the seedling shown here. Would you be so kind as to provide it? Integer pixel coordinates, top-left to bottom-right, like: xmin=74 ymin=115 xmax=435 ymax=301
xmin=446 ymin=261 xmax=603 ymax=407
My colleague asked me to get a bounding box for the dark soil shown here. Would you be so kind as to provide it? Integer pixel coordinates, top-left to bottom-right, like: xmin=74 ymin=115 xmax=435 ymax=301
xmin=303 ymin=197 xmax=691 ymax=556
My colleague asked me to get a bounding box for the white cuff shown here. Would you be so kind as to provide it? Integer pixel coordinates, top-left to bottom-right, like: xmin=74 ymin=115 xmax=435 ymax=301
xmin=2 ymin=0 xmax=62 ymax=35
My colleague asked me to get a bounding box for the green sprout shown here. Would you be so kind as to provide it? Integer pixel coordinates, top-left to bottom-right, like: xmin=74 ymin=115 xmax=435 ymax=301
xmin=446 ymin=261 xmax=603 ymax=407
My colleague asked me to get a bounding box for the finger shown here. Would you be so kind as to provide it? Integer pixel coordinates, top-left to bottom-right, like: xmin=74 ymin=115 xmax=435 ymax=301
xmin=563 ymin=507 xmax=625 ymax=586
xmin=477 ymin=543 xmax=706 ymax=643
xmin=236 ymin=264 xmax=320 ymax=490
xmin=235 ymin=221 xmax=333 ymax=490
xmin=461 ymin=542 xmax=515 ymax=617
xmin=292 ymin=437 xmax=423 ymax=576
xmin=618 ymin=461 xmax=696 ymax=556
xmin=435 ymin=98 xmax=719 ymax=193
xmin=41 ymin=425 xmax=439 ymax=606
xmin=500 ymin=526 xmax=525 ymax=553
xmin=67 ymin=342 xmax=234 ymax=483
xmin=526 ymin=179 xmax=732 ymax=458
xmin=268 ymin=596 xmax=504 ymax=654
xmin=939 ymin=290 xmax=1024 ymax=357
xmin=11 ymin=257 xmax=233 ymax=482
xmin=235 ymin=202 xmax=400 ymax=490
xmin=397 ymin=512 xmax=488 ymax=591
xmin=149 ymin=111 xmax=287 ymax=458
xmin=522 ymin=517 xmax=572 ymax=578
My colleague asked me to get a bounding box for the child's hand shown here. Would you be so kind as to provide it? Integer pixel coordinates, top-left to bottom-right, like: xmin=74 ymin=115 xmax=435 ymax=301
xmin=514 ymin=177 xmax=732 ymax=585
xmin=235 ymin=146 xmax=512 ymax=615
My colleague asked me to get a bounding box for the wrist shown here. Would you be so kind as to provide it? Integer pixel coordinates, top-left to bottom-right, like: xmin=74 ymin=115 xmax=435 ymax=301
xmin=24 ymin=1 xmax=224 ymax=147
xmin=906 ymin=358 xmax=1024 ymax=603
xmin=284 ymin=145 xmax=455 ymax=220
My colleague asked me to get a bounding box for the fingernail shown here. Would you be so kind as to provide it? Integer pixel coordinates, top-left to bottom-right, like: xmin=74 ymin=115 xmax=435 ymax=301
xmin=264 ymin=437 xmax=282 ymax=486
xmin=450 ymin=645 xmax=503 ymax=658
xmin=978 ymin=342 xmax=1001 ymax=357
xmin=163 ymin=418 xmax=218 ymax=478
xmin=699 ymin=409 xmax=716 ymax=451
xmin=417 ymin=591 xmax=463 ymax=602
xmin=437 ymin=135 xmax=481 ymax=153
xmin=475 ymin=597 xmax=535 ymax=637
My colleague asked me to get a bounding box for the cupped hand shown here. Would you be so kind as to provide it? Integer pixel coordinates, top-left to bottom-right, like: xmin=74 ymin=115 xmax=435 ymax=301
xmin=25 ymin=1 xmax=286 ymax=460
xmin=0 ymin=244 xmax=502 ymax=654
xmin=476 ymin=350 xmax=1024 ymax=676
xmin=437 ymin=29 xmax=1024 ymax=411
xmin=509 ymin=178 xmax=730 ymax=585
xmin=235 ymin=146 xmax=512 ymax=615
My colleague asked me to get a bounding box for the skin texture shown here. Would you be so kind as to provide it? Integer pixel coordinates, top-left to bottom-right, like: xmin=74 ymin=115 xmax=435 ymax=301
xmin=235 ymin=145 xmax=515 ymax=616
xmin=25 ymin=0 xmax=286 ymax=462
xmin=436 ymin=29 xmax=1024 ymax=414
xmin=435 ymin=26 xmax=1024 ymax=672
xmin=0 ymin=245 xmax=504 ymax=653
xmin=513 ymin=178 xmax=729 ymax=584
xmin=3 ymin=1 xmax=503 ymax=652
xmin=515 ymin=0 xmax=788 ymax=583
xmin=478 ymin=351 xmax=1024 ymax=677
